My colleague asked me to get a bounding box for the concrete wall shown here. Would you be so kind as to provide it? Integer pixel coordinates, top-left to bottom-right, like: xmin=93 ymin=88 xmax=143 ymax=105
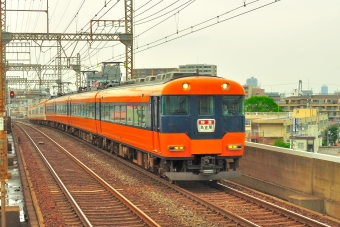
xmin=234 ymin=142 xmax=340 ymax=219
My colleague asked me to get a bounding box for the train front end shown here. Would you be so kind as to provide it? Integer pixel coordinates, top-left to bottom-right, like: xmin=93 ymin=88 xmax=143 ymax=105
xmin=157 ymin=76 xmax=245 ymax=181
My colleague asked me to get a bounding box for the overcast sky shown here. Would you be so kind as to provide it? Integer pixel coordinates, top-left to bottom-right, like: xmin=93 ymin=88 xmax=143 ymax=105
xmin=5 ymin=0 xmax=340 ymax=95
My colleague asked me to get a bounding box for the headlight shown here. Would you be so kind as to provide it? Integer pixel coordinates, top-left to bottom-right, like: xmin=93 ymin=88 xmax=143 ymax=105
xmin=221 ymin=83 xmax=230 ymax=90
xmin=168 ymin=145 xmax=185 ymax=151
xmin=182 ymin=83 xmax=190 ymax=90
xmin=227 ymin=144 xmax=242 ymax=150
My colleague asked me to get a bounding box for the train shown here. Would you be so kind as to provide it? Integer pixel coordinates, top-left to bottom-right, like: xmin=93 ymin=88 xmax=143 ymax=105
xmin=28 ymin=72 xmax=245 ymax=181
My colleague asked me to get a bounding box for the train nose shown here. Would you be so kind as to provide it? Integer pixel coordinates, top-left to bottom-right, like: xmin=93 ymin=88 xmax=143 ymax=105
xmin=191 ymin=140 xmax=222 ymax=155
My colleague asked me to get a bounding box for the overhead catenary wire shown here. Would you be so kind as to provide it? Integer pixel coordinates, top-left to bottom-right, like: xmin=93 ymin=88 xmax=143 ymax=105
xmin=78 ymin=0 xmax=196 ymax=66
xmin=80 ymin=0 xmax=281 ymax=73
xmin=9 ymin=0 xmax=282 ymax=88
xmin=32 ymin=0 xmax=169 ymax=70
xmin=80 ymin=0 xmax=266 ymax=70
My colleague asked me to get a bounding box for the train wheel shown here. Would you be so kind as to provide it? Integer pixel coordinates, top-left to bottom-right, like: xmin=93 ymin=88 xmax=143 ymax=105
xmin=167 ymin=178 xmax=177 ymax=185
xmin=157 ymin=168 xmax=163 ymax=178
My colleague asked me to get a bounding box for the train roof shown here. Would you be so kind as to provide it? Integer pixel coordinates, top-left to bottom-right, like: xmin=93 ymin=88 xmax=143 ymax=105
xmin=28 ymin=99 xmax=48 ymax=108
xmin=42 ymin=73 xmax=244 ymax=104
xmin=96 ymin=75 xmax=244 ymax=99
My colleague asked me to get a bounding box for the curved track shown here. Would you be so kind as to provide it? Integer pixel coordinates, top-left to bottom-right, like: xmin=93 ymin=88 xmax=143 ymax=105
xmin=13 ymin=121 xmax=340 ymax=226
xmin=14 ymin=123 xmax=158 ymax=227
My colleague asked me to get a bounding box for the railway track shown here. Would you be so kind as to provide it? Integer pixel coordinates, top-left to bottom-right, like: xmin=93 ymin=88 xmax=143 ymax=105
xmin=14 ymin=123 xmax=158 ymax=227
xmin=14 ymin=121 xmax=340 ymax=226
xmin=178 ymin=181 xmax=335 ymax=227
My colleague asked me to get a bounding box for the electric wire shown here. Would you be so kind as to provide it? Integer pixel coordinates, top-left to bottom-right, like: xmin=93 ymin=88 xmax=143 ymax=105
xmin=9 ymin=0 xmax=283 ymax=90
xmin=135 ymin=0 xmax=189 ymax=24
xmin=41 ymin=0 xmax=162 ymax=70
xmin=32 ymin=0 xmax=45 ymax=32
xmin=67 ymin=0 xmax=276 ymax=79
xmin=82 ymin=0 xmax=279 ymax=72
xmin=79 ymin=1 xmax=191 ymax=63
xmin=24 ymin=0 xmax=33 ymax=32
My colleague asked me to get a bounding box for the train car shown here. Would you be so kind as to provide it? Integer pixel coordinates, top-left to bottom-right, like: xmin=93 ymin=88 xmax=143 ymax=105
xmin=68 ymin=90 xmax=99 ymax=141
xmin=29 ymin=72 xmax=245 ymax=181
xmin=28 ymin=99 xmax=48 ymax=124
xmin=45 ymin=95 xmax=71 ymax=131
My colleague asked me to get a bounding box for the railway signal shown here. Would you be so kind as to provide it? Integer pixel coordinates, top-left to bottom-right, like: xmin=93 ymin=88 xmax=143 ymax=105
xmin=9 ymin=91 xmax=15 ymax=99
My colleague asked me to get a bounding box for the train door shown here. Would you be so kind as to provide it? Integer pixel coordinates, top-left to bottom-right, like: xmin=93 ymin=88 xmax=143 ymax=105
xmin=151 ymin=96 xmax=161 ymax=152
xmin=95 ymin=98 xmax=102 ymax=134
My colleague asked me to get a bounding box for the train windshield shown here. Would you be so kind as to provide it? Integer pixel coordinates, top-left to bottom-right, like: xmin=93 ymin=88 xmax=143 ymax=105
xmin=222 ymin=95 xmax=244 ymax=116
xmin=198 ymin=96 xmax=214 ymax=115
xmin=161 ymin=96 xmax=189 ymax=115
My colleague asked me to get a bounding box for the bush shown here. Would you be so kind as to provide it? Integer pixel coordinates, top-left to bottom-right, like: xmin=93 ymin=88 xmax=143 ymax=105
xmin=274 ymin=139 xmax=290 ymax=148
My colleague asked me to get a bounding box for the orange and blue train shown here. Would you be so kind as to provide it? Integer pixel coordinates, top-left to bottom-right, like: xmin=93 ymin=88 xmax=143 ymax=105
xmin=28 ymin=72 xmax=245 ymax=181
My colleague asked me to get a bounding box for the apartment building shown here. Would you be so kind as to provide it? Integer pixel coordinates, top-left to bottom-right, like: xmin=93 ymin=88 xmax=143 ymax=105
xmin=243 ymin=85 xmax=265 ymax=99
xmin=133 ymin=68 xmax=179 ymax=78
xmin=179 ymin=64 xmax=217 ymax=76
xmin=246 ymin=109 xmax=328 ymax=152
xmin=279 ymin=94 xmax=340 ymax=121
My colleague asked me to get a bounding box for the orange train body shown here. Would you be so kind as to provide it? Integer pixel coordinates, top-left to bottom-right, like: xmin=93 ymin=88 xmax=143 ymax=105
xmin=28 ymin=73 xmax=245 ymax=181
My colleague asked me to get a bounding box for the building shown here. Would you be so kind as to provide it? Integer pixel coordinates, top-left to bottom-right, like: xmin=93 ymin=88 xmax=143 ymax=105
xmin=85 ymin=65 xmax=122 ymax=87
xmin=133 ymin=68 xmax=179 ymax=78
xmin=246 ymin=76 xmax=258 ymax=86
xmin=321 ymin=85 xmax=328 ymax=95
xmin=246 ymin=109 xmax=328 ymax=152
xmin=179 ymin=64 xmax=217 ymax=76
xmin=264 ymin=92 xmax=283 ymax=103
xmin=279 ymin=94 xmax=340 ymax=121
xmin=243 ymin=85 xmax=264 ymax=99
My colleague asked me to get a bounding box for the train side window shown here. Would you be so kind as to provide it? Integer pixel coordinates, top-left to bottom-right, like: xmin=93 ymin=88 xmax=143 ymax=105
xmin=198 ymin=96 xmax=214 ymax=115
xmin=114 ymin=105 xmax=120 ymax=122
xmin=74 ymin=104 xmax=77 ymax=116
xmin=80 ymin=104 xmax=84 ymax=116
xmin=84 ymin=104 xmax=89 ymax=117
xmin=104 ymin=105 xmax=110 ymax=121
xmin=120 ymin=106 xmax=126 ymax=124
xmin=89 ymin=104 xmax=94 ymax=119
xmin=141 ymin=105 xmax=147 ymax=128
xmin=76 ymin=104 xmax=79 ymax=116
xmin=109 ymin=105 xmax=115 ymax=122
xmin=133 ymin=106 xmax=141 ymax=126
xmin=126 ymin=105 xmax=133 ymax=125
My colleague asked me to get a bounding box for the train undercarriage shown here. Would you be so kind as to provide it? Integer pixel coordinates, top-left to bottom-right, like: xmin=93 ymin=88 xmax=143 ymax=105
xmin=31 ymin=120 xmax=241 ymax=181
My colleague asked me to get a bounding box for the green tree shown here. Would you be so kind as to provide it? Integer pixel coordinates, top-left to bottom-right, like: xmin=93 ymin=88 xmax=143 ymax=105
xmin=274 ymin=139 xmax=290 ymax=148
xmin=323 ymin=125 xmax=339 ymax=146
xmin=245 ymin=96 xmax=284 ymax=112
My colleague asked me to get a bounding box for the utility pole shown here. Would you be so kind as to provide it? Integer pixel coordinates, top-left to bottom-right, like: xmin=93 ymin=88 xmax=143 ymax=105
xmin=0 ymin=1 xmax=9 ymax=226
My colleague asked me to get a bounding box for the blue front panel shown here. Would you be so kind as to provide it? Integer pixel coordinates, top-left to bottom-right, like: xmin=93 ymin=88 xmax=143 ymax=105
xmin=160 ymin=95 xmax=245 ymax=139
xmin=161 ymin=115 xmax=245 ymax=139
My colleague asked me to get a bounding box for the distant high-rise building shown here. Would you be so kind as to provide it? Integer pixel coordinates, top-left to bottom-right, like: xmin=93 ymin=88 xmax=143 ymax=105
xmin=179 ymin=64 xmax=217 ymax=76
xmin=246 ymin=76 xmax=258 ymax=86
xmin=321 ymin=85 xmax=328 ymax=95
